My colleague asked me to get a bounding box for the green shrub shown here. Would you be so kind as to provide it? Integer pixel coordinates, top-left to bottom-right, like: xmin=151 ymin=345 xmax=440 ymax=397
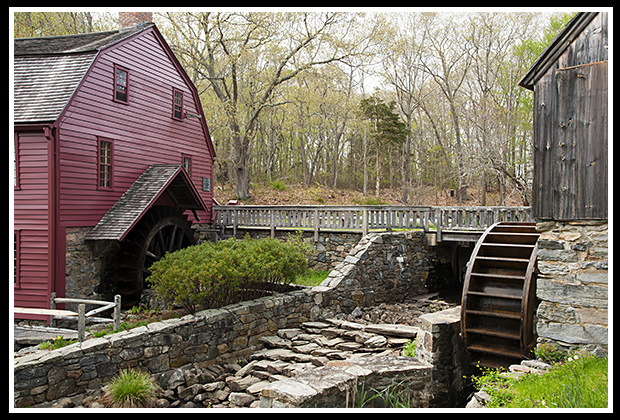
xmin=147 ymin=235 xmax=310 ymax=313
xmin=269 ymin=180 xmax=287 ymax=191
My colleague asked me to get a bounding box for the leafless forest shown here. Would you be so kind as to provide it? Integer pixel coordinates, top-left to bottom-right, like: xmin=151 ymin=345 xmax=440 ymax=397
xmin=14 ymin=10 xmax=575 ymax=205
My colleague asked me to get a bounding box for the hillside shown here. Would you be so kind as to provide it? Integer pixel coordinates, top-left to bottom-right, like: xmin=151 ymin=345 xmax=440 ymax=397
xmin=213 ymin=182 xmax=526 ymax=207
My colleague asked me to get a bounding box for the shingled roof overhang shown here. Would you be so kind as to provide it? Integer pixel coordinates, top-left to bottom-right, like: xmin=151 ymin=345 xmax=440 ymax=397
xmin=85 ymin=164 xmax=207 ymax=242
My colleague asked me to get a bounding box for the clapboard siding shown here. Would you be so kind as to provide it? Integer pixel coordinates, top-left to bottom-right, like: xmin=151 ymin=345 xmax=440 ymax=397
xmin=57 ymin=29 xmax=213 ymax=227
xmin=14 ymin=131 xmax=50 ymax=308
xmin=14 ymin=23 xmax=215 ymax=313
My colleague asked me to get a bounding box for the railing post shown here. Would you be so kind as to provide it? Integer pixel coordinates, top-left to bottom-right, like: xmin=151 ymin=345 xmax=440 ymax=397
xmin=270 ymin=209 xmax=276 ymax=239
xmin=436 ymin=209 xmax=443 ymax=242
xmin=77 ymin=304 xmax=85 ymax=342
xmin=313 ymin=209 xmax=319 ymax=242
xmin=362 ymin=209 xmax=369 ymax=236
xmin=50 ymin=292 xmax=57 ymax=327
xmin=113 ymin=294 xmax=121 ymax=331
xmin=233 ymin=208 xmax=238 ymax=237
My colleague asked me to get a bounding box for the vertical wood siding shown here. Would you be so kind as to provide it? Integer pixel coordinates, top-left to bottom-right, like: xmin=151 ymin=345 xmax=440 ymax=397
xmin=57 ymin=29 xmax=213 ymax=228
xmin=532 ymin=13 xmax=607 ymax=220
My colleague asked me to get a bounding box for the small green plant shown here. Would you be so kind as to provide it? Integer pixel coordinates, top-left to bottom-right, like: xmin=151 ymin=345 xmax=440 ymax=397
xmin=91 ymin=320 xmax=152 ymax=338
xmin=38 ymin=335 xmax=76 ymax=350
xmin=101 ymin=369 xmax=159 ymax=408
xmin=269 ymin=180 xmax=287 ymax=191
xmin=402 ymin=338 xmax=416 ymax=357
xmin=355 ymin=379 xmax=415 ymax=408
xmin=534 ymin=342 xmax=568 ymax=364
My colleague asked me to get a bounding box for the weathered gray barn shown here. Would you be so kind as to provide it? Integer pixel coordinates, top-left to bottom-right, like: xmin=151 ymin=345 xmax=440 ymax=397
xmin=520 ymin=11 xmax=608 ymax=221
xmin=519 ymin=12 xmax=608 ymax=353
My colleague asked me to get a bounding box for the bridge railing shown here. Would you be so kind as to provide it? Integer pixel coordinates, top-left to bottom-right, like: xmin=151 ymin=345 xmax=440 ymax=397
xmin=213 ymin=205 xmax=533 ymax=242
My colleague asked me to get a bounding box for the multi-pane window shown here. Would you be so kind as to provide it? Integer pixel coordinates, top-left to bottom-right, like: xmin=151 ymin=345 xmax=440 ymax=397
xmin=98 ymin=138 xmax=113 ymax=189
xmin=173 ymin=88 xmax=184 ymax=120
xmin=114 ymin=65 xmax=129 ymax=103
xmin=182 ymin=154 xmax=192 ymax=176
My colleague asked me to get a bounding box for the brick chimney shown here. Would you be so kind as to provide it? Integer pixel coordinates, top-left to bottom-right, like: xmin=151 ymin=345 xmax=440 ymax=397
xmin=119 ymin=12 xmax=153 ymax=30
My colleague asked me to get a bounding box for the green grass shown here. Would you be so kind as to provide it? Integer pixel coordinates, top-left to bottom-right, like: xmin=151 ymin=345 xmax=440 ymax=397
xmin=292 ymin=269 xmax=330 ymax=286
xmin=102 ymin=369 xmax=159 ymax=408
xmin=473 ymin=355 xmax=608 ymax=408
xmin=91 ymin=319 xmax=153 ymax=338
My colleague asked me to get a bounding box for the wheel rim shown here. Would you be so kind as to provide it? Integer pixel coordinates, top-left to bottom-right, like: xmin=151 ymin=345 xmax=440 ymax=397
xmin=117 ymin=206 xmax=195 ymax=307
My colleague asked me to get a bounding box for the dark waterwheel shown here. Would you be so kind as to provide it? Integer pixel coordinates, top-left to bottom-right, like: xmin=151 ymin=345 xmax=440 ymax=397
xmin=461 ymin=221 xmax=540 ymax=369
xmin=117 ymin=206 xmax=196 ymax=308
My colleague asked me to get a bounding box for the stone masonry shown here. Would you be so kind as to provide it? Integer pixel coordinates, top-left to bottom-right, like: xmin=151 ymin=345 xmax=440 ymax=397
xmin=14 ymin=230 xmax=466 ymax=408
xmin=535 ymin=221 xmax=608 ymax=354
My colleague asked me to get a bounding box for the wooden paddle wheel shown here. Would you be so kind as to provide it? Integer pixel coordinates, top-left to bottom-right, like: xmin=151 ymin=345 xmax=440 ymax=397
xmin=117 ymin=205 xmax=196 ymax=308
xmin=461 ymin=221 xmax=540 ymax=369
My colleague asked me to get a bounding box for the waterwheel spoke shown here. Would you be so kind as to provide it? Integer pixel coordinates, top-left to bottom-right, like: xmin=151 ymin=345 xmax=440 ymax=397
xmin=118 ymin=207 xmax=196 ymax=308
xmin=167 ymin=225 xmax=178 ymax=253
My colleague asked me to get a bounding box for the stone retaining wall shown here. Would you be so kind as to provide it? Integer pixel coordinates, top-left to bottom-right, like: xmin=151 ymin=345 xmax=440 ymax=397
xmin=535 ymin=221 xmax=608 ymax=354
xmin=14 ymin=230 xmax=463 ymax=408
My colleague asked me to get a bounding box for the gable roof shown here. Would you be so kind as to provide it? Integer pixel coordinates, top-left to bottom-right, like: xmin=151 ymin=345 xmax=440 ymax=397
xmin=85 ymin=164 xmax=207 ymax=241
xmin=13 ymin=24 xmax=154 ymax=124
xmin=13 ymin=23 xmax=216 ymax=158
xmin=519 ymin=12 xmax=599 ymax=91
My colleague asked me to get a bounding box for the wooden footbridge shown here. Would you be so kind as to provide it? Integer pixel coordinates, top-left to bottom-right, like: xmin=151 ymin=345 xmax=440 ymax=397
xmin=213 ymin=205 xmax=534 ymax=243
xmin=214 ymin=204 xmax=539 ymax=368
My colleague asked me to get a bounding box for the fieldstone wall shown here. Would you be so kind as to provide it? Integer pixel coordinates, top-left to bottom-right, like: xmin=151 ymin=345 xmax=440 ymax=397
xmin=535 ymin=221 xmax=608 ymax=354
xmin=65 ymin=227 xmax=120 ymax=307
xmin=14 ymin=230 xmax=462 ymax=408
xmin=320 ymin=231 xmax=452 ymax=313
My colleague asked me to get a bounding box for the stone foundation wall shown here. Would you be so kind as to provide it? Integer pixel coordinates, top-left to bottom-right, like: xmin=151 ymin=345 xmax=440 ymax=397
xmin=65 ymin=227 xmax=120 ymax=307
xmin=14 ymin=230 xmax=463 ymax=408
xmin=535 ymin=221 xmax=608 ymax=354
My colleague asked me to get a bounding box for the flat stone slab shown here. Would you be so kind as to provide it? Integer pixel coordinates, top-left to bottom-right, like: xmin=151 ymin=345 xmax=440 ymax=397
xmin=363 ymin=324 xmax=418 ymax=338
xmin=325 ymin=318 xmax=418 ymax=338
xmin=14 ymin=325 xmax=78 ymax=347
xmin=260 ymin=355 xmax=432 ymax=408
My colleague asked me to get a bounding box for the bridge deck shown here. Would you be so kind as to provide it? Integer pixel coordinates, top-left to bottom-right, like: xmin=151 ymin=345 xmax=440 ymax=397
xmin=213 ymin=205 xmax=532 ymax=242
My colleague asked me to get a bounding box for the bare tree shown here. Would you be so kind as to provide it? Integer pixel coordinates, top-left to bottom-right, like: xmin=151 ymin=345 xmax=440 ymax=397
xmin=417 ymin=13 xmax=471 ymax=204
xmin=162 ymin=12 xmax=362 ymax=199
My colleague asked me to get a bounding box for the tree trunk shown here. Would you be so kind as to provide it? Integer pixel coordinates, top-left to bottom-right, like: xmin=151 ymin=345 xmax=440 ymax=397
xmin=375 ymin=146 xmax=381 ymax=198
xmin=233 ymin=133 xmax=251 ymax=200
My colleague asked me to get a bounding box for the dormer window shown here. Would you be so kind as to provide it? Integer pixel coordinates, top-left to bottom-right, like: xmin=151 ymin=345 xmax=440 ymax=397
xmin=173 ymin=88 xmax=184 ymax=120
xmin=114 ymin=65 xmax=129 ymax=103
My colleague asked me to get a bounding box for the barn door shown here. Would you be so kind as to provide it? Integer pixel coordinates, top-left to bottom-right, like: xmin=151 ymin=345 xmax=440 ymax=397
xmin=535 ymin=60 xmax=608 ymax=220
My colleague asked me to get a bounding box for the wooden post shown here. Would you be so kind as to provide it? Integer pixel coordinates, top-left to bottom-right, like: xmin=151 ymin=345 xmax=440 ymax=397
xmin=362 ymin=209 xmax=369 ymax=236
xmin=233 ymin=209 xmax=238 ymax=237
xmin=113 ymin=295 xmax=121 ymax=331
xmin=77 ymin=304 xmax=85 ymax=342
xmin=270 ymin=210 xmax=276 ymax=239
xmin=436 ymin=209 xmax=443 ymax=242
xmin=313 ymin=209 xmax=319 ymax=242
xmin=50 ymin=292 xmax=57 ymax=327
